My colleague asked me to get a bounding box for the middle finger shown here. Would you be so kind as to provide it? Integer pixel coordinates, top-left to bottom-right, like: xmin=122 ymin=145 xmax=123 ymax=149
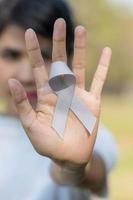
xmin=52 ymin=18 xmax=67 ymax=63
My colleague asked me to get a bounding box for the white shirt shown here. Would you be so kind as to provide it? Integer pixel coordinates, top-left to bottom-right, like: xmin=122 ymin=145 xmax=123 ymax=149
xmin=0 ymin=116 xmax=117 ymax=200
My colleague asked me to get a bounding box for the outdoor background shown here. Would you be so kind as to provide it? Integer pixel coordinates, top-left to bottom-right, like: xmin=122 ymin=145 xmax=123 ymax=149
xmin=0 ymin=0 xmax=132 ymax=199
xmin=70 ymin=0 xmax=133 ymax=199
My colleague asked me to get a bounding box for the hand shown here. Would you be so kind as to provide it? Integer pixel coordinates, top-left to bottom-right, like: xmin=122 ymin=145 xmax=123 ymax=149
xmin=8 ymin=18 xmax=112 ymax=169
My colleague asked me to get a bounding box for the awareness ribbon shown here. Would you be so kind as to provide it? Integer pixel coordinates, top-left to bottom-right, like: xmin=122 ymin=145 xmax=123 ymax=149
xmin=49 ymin=61 xmax=97 ymax=137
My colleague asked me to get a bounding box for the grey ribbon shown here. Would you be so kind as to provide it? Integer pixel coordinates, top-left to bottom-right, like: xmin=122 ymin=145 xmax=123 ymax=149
xmin=49 ymin=61 xmax=96 ymax=137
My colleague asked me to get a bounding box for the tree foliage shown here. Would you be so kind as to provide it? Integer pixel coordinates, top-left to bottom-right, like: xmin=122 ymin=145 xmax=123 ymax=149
xmin=70 ymin=0 xmax=133 ymax=93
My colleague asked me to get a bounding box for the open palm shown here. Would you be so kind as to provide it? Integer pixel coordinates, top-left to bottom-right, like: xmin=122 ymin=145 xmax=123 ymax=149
xmin=8 ymin=19 xmax=112 ymax=167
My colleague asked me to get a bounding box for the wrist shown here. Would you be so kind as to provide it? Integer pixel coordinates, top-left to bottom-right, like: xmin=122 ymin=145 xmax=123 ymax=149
xmin=50 ymin=161 xmax=87 ymax=186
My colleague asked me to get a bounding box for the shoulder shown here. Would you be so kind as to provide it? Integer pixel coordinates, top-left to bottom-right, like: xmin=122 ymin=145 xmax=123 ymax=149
xmin=94 ymin=125 xmax=118 ymax=173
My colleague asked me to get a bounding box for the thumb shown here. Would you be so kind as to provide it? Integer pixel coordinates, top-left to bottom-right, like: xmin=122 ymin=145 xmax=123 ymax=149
xmin=8 ymin=78 xmax=36 ymax=129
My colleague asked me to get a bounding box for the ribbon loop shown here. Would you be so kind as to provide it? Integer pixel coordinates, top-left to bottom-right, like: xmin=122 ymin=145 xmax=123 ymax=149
xmin=49 ymin=61 xmax=96 ymax=137
xmin=49 ymin=61 xmax=75 ymax=91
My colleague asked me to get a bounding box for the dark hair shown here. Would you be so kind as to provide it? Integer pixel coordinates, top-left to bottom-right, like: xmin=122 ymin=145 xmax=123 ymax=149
xmin=0 ymin=0 xmax=75 ymax=56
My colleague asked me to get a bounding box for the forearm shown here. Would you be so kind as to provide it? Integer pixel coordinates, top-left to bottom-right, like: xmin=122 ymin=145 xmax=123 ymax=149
xmin=79 ymin=153 xmax=107 ymax=194
xmin=50 ymin=153 xmax=107 ymax=194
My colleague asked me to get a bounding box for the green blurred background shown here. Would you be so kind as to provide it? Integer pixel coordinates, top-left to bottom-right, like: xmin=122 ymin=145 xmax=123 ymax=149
xmin=0 ymin=0 xmax=132 ymax=199
xmin=70 ymin=0 xmax=133 ymax=199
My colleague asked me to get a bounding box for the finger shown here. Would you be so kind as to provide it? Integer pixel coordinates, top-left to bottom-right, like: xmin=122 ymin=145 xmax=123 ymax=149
xmin=52 ymin=18 xmax=67 ymax=63
xmin=25 ymin=29 xmax=48 ymax=94
xmin=72 ymin=26 xmax=87 ymax=89
xmin=90 ymin=47 xmax=112 ymax=98
xmin=8 ymin=79 xmax=36 ymax=130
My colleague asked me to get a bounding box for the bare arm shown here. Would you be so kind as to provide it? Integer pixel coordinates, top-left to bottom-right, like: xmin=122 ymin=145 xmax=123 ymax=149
xmin=50 ymin=153 xmax=107 ymax=195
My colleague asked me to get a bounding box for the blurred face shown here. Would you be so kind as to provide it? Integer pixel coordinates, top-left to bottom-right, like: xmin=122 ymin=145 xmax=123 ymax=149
xmin=0 ymin=25 xmax=52 ymax=114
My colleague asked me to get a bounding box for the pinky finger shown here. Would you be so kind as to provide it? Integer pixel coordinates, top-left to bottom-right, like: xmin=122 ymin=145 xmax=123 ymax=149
xmin=90 ymin=47 xmax=112 ymax=98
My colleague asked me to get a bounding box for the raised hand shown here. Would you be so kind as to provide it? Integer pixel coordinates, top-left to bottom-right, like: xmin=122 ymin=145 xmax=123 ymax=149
xmin=8 ymin=18 xmax=112 ymax=167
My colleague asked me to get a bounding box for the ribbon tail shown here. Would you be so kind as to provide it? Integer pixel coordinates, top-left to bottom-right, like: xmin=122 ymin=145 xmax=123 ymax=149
xmin=52 ymin=86 xmax=74 ymax=137
xmin=71 ymin=96 xmax=97 ymax=135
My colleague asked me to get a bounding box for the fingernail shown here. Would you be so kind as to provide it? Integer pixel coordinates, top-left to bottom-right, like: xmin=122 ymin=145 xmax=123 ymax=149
xmin=104 ymin=47 xmax=112 ymax=55
xmin=55 ymin=18 xmax=66 ymax=28
xmin=25 ymin=28 xmax=38 ymax=49
xmin=54 ymin=18 xmax=66 ymax=39
xmin=75 ymin=26 xmax=86 ymax=37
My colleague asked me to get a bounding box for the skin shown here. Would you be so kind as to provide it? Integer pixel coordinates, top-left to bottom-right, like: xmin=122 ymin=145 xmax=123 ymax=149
xmin=0 ymin=25 xmax=52 ymax=114
xmin=0 ymin=18 xmax=112 ymax=194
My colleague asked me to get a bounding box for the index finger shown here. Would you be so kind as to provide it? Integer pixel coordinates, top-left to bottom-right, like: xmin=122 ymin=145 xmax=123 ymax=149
xmin=25 ymin=29 xmax=48 ymax=90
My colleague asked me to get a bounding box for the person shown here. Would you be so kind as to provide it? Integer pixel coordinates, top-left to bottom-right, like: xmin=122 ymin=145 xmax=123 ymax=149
xmin=0 ymin=0 xmax=117 ymax=199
